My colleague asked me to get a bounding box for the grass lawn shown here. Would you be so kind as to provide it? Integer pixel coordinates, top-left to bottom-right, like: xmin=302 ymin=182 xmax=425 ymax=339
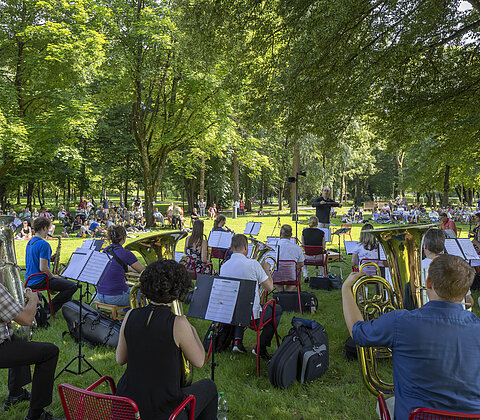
xmin=2 ymin=211 xmax=478 ymax=419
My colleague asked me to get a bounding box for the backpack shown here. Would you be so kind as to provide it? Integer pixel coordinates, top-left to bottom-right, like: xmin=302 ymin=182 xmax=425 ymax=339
xmin=202 ymin=322 xmax=235 ymax=354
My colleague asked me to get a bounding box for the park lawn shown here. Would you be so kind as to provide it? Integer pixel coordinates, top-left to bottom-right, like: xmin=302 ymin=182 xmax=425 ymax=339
xmin=3 ymin=213 xmax=478 ymax=419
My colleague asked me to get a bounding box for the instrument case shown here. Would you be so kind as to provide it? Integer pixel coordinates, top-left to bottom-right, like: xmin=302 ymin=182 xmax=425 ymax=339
xmin=62 ymin=300 xmax=121 ymax=347
xmin=268 ymin=319 xmax=329 ymax=388
xmin=273 ymin=291 xmax=318 ymax=313
xmin=309 ymin=276 xmax=332 ymax=290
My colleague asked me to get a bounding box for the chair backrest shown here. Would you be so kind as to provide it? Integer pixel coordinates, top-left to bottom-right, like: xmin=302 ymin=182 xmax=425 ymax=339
xmin=272 ymin=260 xmax=298 ymax=285
xmin=409 ymin=408 xmax=480 ymax=420
xmin=58 ymin=382 xmax=141 ymax=420
xmin=302 ymin=245 xmax=325 ymax=257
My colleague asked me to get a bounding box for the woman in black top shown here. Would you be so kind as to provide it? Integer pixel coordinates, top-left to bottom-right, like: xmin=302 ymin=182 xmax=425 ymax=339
xmin=116 ymin=260 xmax=217 ymax=420
xmin=301 ymin=216 xmax=326 ymax=278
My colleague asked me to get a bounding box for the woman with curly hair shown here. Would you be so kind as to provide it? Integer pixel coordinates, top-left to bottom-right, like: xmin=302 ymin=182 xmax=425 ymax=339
xmin=116 ymin=260 xmax=217 ymax=420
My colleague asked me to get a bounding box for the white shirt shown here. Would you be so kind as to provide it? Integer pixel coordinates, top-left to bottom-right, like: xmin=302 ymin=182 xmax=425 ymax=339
xmin=353 ymin=243 xmax=379 ymax=275
xmin=220 ymin=253 xmax=268 ymax=319
xmin=278 ymin=238 xmax=305 ymax=263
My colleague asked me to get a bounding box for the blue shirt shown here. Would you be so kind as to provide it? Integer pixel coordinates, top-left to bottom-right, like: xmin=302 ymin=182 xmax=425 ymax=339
xmin=89 ymin=221 xmax=99 ymax=231
xmin=353 ymin=301 xmax=480 ymax=419
xmin=25 ymin=237 xmax=52 ymax=286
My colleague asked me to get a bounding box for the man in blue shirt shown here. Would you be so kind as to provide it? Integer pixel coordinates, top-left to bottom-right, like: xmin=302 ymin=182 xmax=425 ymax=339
xmin=25 ymin=217 xmax=77 ymax=315
xmin=342 ymin=254 xmax=480 ymax=419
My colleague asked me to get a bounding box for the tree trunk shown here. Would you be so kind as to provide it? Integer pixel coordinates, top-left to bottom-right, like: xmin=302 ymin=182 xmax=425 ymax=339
xmin=340 ymin=173 xmax=346 ymax=204
xmin=26 ymin=182 xmax=34 ymax=209
xmin=432 ymin=192 xmax=437 ymax=208
xmin=245 ymin=174 xmax=252 ymax=212
xmin=440 ymin=165 xmax=450 ymax=207
xmin=395 ymin=150 xmax=405 ymax=197
xmin=278 ymin=181 xmax=285 ymax=210
xmin=124 ymin=155 xmax=130 ymax=205
xmin=16 ymin=186 xmax=21 ymax=205
xmin=67 ymin=175 xmax=71 ymax=208
xmin=200 ymin=154 xmax=205 ymax=201
xmin=37 ymin=182 xmax=45 ymax=209
xmin=184 ymin=177 xmax=195 ymax=213
xmin=354 ymin=175 xmax=361 ymax=205
xmin=233 ymin=148 xmax=239 ymax=217
xmin=467 ymin=188 xmax=473 ymax=206
xmin=289 ymin=142 xmax=300 ymax=214
xmin=260 ymin=169 xmax=264 ymax=210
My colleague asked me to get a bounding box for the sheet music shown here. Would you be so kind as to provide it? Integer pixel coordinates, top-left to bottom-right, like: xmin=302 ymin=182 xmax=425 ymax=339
xmin=205 ymin=278 xmax=240 ymax=324
xmin=247 ymin=243 xmax=254 ymax=258
xmin=175 ymin=252 xmax=184 ymax=263
xmin=62 ymin=249 xmax=92 ymax=280
xmin=208 ymin=231 xmax=234 ymax=249
xmin=81 ymin=239 xmax=104 ymax=250
xmin=244 ymin=222 xmax=261 ymax=236
xmin=444 ymin=229 xmax=457 ymax=239
xmin=458 ymin=239 xmax=480 ymax=260
xmin=267 ymin=237 xmax=279 ymax=247
xmin=379 ymin=245 xmax=387 ymax=261
xmin=344 ymin=241 xmax=358 ymax=255
xmin=444 ymin=239 xmax=464 ymax=258
xmin=80 ymin=251 xmax=111 ymax=285
xmin=319 ymin=228 xmax=331 ymax=242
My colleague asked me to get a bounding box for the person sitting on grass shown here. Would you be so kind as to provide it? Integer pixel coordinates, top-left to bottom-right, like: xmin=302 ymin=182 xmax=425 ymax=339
xmin=116 ymin=260 xmax=218 ymax=420
xmin=342 ymin=254 xmax=480 ymax=419
xmin=16 ymin=220 xmax=32 ymax=241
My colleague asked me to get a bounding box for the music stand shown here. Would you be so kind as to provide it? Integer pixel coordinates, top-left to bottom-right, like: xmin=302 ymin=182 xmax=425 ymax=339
xmin=271 ymin=216 xmax=281 ymax=236
xmin=55 ymin=250 xmax=111 ymax=380
xmin=188 ymin=274 xmax=256 ymax=380
xmin=332 ymin=227 xmax=351 ymax=263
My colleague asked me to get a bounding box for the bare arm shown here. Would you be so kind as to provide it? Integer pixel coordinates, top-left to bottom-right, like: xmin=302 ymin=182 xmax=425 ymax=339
xmin=201 ymin=239 xmax=208 ymax=264
xmin=39 ymin=258 xmax=56 ymax=279
xmin=352 ymin=253 xmax=359 ymax=267
xmin=342 ymin=272 xmax=365 ymax=337
xmin=13 ymin=290 xmax=39 ymax=326
xmin=116 ymin=309 xmax=132 ymax=365
xmin=260 ymin=261 xmax=274 ymax=292
xmin=174 ymin=316 xmax=205 ymax=368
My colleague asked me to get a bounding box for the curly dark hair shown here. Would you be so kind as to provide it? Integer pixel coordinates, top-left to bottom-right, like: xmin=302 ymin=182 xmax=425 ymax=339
xmin=140 ymin=260 xmax=192 ymax=304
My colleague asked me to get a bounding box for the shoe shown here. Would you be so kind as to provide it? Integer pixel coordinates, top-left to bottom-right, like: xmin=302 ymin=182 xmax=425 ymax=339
xmin=4 ymin=388 xmax=30 ymax=410
xmin=232 ymin=339 xmax=247 ymax=353
xmin=252 ymin=346 xmax=272 ymax=360
xmin=304 ymin=277 xmax=309 ymax=283
xmin=25 ymin=410 xmax=65 ymax=420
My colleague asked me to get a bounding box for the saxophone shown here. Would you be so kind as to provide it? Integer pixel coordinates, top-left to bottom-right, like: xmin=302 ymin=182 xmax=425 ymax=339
xmin=52 ymin=236 xmax=62 ymax=275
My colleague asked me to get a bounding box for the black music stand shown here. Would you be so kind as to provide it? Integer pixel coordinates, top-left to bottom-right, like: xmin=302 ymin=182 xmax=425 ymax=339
xmin=332 ymin=227 xmax=351 ymax=263
xmin=271 ymin=216 xmax=281 ymax=236
xmin=188 ymin=274 xmax=256 ymax=381
xmin=55 ymin=250 xmax=111 ymax=380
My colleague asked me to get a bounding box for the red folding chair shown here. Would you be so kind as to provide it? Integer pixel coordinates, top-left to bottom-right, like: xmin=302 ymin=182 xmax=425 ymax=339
xmin=302 ymin=245 xmax=327 ymax=277
xmin=180 ymin=256 xmax=214 ymax=280
xmin=272 ymin=260 xmax=302 ymax=313
xmin=378 ymin=394 xmax=391 ymax=420
xmin=25 ymin=272 xmax=54 ymax=318
xmin=409 ymin=407 xmax=480 ymax=419
xmin=248 ymin=298 xmax=280 ymax=376
xmin=58 ymin=375 xmax=195 ymax=420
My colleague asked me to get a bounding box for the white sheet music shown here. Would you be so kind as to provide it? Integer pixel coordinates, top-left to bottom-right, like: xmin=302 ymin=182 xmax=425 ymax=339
xmin=379 ymin=245 xmax=387 ymax=261
xmin=81 ymin=239 xmax=104 ymax=250
xmin=208 ymin=231 xmax=234 ymax=249
xmin=444 ymin=239 xmax=464 ymax=258
xmin=444 ymin=229 xmax=457 ymax=239
xmin=344 ymin=241 xmax=358 ymax=255
xmin=205 ymin=278 xmax=240 ymax=324
xmin=175 ymin=252 xmax=184 ymax=263
xmin=80 ymin=251 xmax=111 ymax=285
xmin=247 ymin=243 xmax=254 ymax=258
xmin=62 ymin=249 xmax=92 ymax=280
xmin=319 ymin=228 xmax=331 ymax=242
xmin=244 ymin=222 xmax=261 ymax=236
xmin=266 ymin=237 xmax=279 ymax=247
xmin=458 ymin=239 xmax=480 ymax=260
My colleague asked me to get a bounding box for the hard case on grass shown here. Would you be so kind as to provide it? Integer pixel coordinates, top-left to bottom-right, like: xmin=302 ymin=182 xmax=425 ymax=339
xmin=309 ymin=276 xmax=331 ymax=290
xmin=268 ymin=319 xmax=329 ymax=388
xmin=273 ymin=291 xmax=318 ymax=313
xmin=62 ymin=300 xmax=121 ymax=347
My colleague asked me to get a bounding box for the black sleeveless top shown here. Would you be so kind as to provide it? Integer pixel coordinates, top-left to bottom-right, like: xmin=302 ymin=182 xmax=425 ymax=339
xmin=302 ymin=228 xmax=325 ymax=246
xmin=116 ymin=305 xmax=184 ymax=420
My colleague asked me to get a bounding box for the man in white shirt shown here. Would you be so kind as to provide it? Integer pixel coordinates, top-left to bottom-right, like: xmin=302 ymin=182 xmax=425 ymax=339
xmin=220 ymin=234 xmax=282 ymax=359
xmin=276 ymin=224 xmax=305 ymax=292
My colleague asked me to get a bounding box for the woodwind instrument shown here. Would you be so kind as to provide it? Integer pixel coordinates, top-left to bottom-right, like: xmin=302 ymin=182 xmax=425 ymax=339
xmin=52 ymin=236 xmax=62 ymax=275
xmin=125 ymin=231 xmax=193 ymax=387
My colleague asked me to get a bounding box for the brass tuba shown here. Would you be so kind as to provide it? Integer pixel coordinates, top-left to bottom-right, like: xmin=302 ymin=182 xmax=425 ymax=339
xmin=249 ymin=237 xmax=277 ymax=275
xmin=0 ymin=215 xmax=33 ymax=340
xmin=352 ymin=224 xmax=435 ymax=396
xmin=126 ymin=231 xmax=193 ymax=387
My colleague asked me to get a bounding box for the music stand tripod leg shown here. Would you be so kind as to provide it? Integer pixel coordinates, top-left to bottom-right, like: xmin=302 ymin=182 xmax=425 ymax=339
xmin=209 ymin=325 xmax=219 ymax=382
xmin=55 ymin=282 xmax=102 ymax=380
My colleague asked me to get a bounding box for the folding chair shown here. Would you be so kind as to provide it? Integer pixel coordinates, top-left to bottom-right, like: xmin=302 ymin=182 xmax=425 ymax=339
xmin=377 ymin=394 xmax=391 ymax=420
xmin=58 ymin=375 xmax=195 ymax=420
xmin=25 ymin=272 xmax=54 ymax=318
xmin=409 ymin=407 xmax=480 ymax=419
xmin=302 ymin=245 xmax=328 ymax=277
xmin=272 ymin=260 xmax=302 ymax=313
xmin=180 ymin=256 xmax=214 ymax=280
xmin=248 ymin=297 xmax=280 ymax=376
xmin=340 ymin=223 xmax=353 ymax=241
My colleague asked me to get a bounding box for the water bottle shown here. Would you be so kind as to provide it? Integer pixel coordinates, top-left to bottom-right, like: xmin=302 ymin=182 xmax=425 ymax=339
xmin=217 ymin=391 xmax=228 ymax=419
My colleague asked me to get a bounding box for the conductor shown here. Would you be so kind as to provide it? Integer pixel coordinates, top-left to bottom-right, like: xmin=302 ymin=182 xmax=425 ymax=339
xmin=312 ymin=187 xmax=341 ymax=227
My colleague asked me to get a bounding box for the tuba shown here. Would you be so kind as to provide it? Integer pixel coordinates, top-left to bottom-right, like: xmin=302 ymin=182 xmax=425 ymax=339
xmin=352 ymin=224 xmax=435 ymax=396
xmin=249 ymin=237 xmax=277 ymax=275
xmin=126 ymin=231 xmax=193 ymax=387
xmin=0 ymin=215 xmax=33 ymax=340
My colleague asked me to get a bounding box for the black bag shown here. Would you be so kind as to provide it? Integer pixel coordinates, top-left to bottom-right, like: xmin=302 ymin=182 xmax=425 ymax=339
xmin=268 ymin=319 xmax=329 ymax=388
xmin=343 ymin=336 xmax=358 ymax=360
xmin=202 ymin=322 xmax=235 ymax=353
xmin=471 ymin=271 xmax=480 ymax=290
xmin=273 ymin=291 xmax=318 ymax=313
xmin=62 ymin=300 xmax=121 ymax=347
xmin=328 ymin=265 xmax=343 ymax=290
xmin=309 ymin=276 xmax=331 ymax=290
xmin=35 ymin=294 xmax=50 ymax=328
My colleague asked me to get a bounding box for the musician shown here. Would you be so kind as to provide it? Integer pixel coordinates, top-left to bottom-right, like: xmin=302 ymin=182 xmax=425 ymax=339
xmin=439 ymin=212 xmax=457 ymax=237
xmin=351 ymin=224 xmax=379 ymax=276
xmin=220 ymin=234 xmax=282 ymax=358
xmin=97 ymin=225 xmax=145 ymax=307
xmin=470 ymin=211 xmax=480 ymax=250
xmin=116 ymin=260 xmax=217 ymax=420
xmin=276 ymin=224 xmax=304 ymax=291
xmin=343 ymin=255 xmax=480 ymax=419
xmin=312 ymin=187 xmax=341 ymax=227
xmin=184 ymin=220 xmax=213 ymax=275
xmin=0 ymin=284 xmax=61 ymax=420
xmin=25 ymin=217 xmax=77 ymax=316
xmin=301 ymin=216 xmax=326 ymax=279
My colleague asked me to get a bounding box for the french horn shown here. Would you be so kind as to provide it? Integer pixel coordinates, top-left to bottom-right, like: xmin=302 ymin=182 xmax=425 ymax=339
xmin=352 ymin=224 xmax=435 ymax=396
